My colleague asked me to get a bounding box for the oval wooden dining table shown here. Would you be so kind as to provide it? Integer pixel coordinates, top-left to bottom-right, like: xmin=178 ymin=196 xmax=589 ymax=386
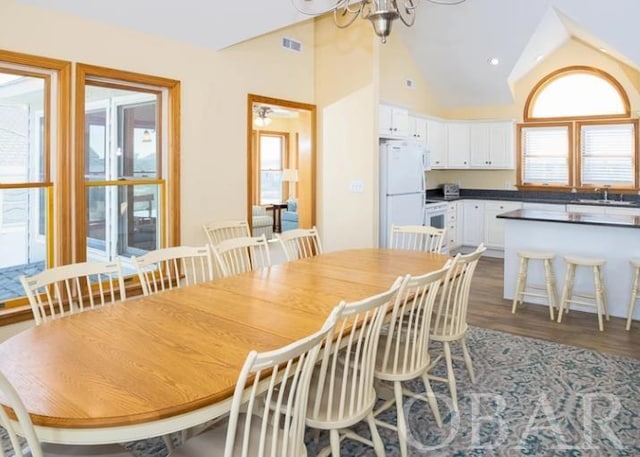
xmin=0 ymin=248 xmax=449 ymax=445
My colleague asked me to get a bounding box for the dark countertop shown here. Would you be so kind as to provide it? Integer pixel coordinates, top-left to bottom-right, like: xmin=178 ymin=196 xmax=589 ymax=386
xmin=497 ymin=209 xmax=640 ymax=229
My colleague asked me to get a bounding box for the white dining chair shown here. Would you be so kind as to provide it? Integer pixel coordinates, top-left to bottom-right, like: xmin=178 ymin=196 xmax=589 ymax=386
xmin=276 ymin=226 xmax=323 ymax=261
xmin=202 ymin=220 xmax=251 ymax=247
xmin=0 ymin=369 xmax=134 ymax=457
xmin=374 ymin=265 xmax=450 ymax=457
xmin=212 ymin=235 xmax=271 ymax=277
xmin=20 ymin=261 xmax=126 ymax=326
xmin=133 ymin=245 xmax=216 ymax=295
xmin=427 ymin=243 xmax=486 ymax=412
xmin=305 ymin=278 xmax=404 ymax=457
xmin=390 ymin=224 xmax=446 ymax=253
xmin=168 ymin=304 xmax=343 ymax=457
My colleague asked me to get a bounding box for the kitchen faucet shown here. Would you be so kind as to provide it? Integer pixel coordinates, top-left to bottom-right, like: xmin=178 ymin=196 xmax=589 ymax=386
xmin=595 ymin=187 xmax=609 ymax=201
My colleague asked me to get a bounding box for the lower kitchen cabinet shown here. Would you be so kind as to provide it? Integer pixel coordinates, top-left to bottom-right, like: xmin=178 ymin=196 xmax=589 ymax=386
xmin=484 ymin=201 xmax=522 ymax=249
xmin=462 ymin=200 xmax=484 ymax=246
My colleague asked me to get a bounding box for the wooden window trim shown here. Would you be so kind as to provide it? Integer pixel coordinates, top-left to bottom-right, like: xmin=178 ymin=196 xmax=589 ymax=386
xmin=524 ymin=66 xmax=631 ymax=122
xmin=256 ymin=131 xmax=289 ymax=205
xmin=75 ymin=64 xmax=180 ymax=262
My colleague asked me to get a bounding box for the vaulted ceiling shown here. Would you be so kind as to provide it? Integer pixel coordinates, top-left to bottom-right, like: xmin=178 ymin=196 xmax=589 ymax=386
xmin=18 ymin=0 xmax=640 ymax=108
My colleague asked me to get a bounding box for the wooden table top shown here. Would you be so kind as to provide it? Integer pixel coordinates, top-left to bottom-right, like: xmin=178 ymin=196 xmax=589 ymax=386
xmin=0 ymin=248 xmax=449 ymax=433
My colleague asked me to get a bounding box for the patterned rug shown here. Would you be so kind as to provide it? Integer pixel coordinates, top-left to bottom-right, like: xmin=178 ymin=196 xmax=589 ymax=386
xmin=4 ymin=326 xmax=639 ymax=456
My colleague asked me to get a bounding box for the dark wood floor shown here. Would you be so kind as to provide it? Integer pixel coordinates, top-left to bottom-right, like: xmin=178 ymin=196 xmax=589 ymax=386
xmin=468 ymin=257 xmax=640 ymax=360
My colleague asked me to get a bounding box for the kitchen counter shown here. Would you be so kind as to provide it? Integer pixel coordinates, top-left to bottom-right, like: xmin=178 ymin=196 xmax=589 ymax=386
xmin=497 ymin=208 xmax=640 ymax=229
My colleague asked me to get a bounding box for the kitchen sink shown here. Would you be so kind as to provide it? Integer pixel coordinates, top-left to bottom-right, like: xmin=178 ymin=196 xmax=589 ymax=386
xmin=572 ymin=199 xmax=635 ymax=206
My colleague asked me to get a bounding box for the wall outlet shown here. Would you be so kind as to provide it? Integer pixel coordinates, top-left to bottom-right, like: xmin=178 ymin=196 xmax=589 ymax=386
xmin=349 ymin=180 xmax=364 ymax=193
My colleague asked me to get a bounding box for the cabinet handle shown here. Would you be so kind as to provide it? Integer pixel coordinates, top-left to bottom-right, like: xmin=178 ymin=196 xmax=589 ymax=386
xmin=393 ymin=128 xmax=397 ymax=131
xmin=464 ymin=161 xmax=467 ymax=164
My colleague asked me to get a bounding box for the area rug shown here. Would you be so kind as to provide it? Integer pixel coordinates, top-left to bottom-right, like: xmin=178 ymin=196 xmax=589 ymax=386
xmin=3 ymin=326 xmax=639 ymax=456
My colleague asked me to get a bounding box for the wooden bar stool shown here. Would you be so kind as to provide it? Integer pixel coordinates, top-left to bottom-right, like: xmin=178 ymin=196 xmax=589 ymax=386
xmin=512 ymin=251 xmax=557 ymax=320
xmin=558 ymin=256 xmax=609 ymax=331
xmin=627 ymin=259 xmax=640 ymax=331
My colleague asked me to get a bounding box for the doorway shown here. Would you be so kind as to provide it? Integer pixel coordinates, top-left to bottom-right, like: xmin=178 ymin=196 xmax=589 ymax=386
xmin=247 ymin=94 xmax=316 ymax=239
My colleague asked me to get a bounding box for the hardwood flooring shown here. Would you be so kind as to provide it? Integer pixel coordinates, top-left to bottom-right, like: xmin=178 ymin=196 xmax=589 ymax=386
xmin=468 ymin=257 xmax=640 ymax=360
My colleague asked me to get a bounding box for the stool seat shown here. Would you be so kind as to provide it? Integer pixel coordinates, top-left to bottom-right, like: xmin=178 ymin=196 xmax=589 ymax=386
xmin=558 ymin=257 xmax=608 ymax=331
xmin=517 ymin=251 xmax=555 ymax=260
xmin=564 ymin=256 xmax=605 ymax=267
xmin=631 ymin=259 xmax=640 ymax=269
xmin=512 ymin=251 xmax=557 ymax=320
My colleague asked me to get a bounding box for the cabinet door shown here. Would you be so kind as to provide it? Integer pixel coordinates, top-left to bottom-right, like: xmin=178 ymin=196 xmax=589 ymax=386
xmin=409 ymin=116 xmax=427 ymax=143
xmin=447 ymin=122 xmax=470 ymax=168
xmin=463 ymin=200 xmax=484 ymax=245
xmin=392 ymin=107 xmax=409 ymax=138
xmin=470 ymin=124 xmax=490 ymax=167
xmin=446 ymin=202 xmax=458 ymax=249
xmin=379 ymin=105 xmax=394 ymax=137
xmin=605 ymin=206 xmax=640 ymax=216
xmin=488 ymin=121 xmax=514 ymax=169
xmin=426 ymin=119 xmax=447 ymax=168
xmin=484 ymin=201 xmax=522 ymax=249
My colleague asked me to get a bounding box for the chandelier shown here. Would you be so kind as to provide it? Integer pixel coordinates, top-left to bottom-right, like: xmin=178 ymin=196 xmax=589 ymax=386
xmin=292 ymin=0 xmax=466 ymax=44
xmin=254 ymin=106 xmax=273 ymax=128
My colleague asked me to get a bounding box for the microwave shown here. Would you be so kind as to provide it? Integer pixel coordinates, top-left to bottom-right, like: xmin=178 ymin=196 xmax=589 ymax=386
xmin=442 ymin=183 xmax=460 ymax=199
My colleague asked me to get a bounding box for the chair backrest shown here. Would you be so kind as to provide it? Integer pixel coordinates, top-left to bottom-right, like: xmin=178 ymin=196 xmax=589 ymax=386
xmin=276 ymin=226 xmax=323 ymax=261
xmin=432 ymin=243 xmax=486 ymax=339
xmin=0 ymin=370 xmax=44 ymax=457
xmin=212 ymin=234 xmax=272 ymax=277
xmin=133 ymin=245 xmax=215 ymax=295
xmin=308 ymin=278 xmax=403 ymax=423
xmin=389 ymin=224 xmax=446 ymax=253
xmin=203 ymin=220 xmax=251 ymax=247
xmin=20 ymin=261 xmax=125 ymax=326
xmin=377 ymin=265 xmax=450 ymax=377
xmin=223 ymin=305 xmax=343 ymax=457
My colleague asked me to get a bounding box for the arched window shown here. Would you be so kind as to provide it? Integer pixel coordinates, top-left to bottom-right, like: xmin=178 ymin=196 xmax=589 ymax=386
xmin=518 ymin=66 xmax=637 ymax=190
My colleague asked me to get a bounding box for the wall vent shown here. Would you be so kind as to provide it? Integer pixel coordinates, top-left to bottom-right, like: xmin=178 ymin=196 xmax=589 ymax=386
xmin=405 ymin=79 xmax=416 ymax=89
xmin=282 ymin=37 xmax=303 ymax=53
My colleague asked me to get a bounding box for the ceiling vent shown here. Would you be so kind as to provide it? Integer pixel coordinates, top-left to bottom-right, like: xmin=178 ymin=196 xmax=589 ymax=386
xmin=282 ymin=37 xmax=302 ymax=53
xmin=405 ymin=79 xmax=416 ymax=89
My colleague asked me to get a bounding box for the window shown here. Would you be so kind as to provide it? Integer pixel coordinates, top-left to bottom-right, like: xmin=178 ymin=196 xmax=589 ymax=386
xmin=518 ymin=66 xmax=637 ymax=190
xmin=257 ymin=132 xmax=288 ymax=204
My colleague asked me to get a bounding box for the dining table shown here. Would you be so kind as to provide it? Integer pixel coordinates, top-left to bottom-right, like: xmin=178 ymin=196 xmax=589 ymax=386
xmin=0 ymin=248 xmax=449 ymax=445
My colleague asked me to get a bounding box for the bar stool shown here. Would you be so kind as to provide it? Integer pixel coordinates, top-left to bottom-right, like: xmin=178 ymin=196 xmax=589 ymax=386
xmin=558 ymin=256 xmax=609 ymax=331
xmin=627 ymin=259 xmax=640 ymax=331
xmin=512 ymin=251 xmax=558 ymax=320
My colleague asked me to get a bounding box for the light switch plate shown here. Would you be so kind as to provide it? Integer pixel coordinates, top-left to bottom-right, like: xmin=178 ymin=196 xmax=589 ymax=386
xmin=350 ymin=180 xmax=364 ymax=193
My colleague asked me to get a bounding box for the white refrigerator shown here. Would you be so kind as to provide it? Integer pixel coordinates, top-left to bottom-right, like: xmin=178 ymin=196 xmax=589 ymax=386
xmin=379 ymin=140 xmax=430 ymax=248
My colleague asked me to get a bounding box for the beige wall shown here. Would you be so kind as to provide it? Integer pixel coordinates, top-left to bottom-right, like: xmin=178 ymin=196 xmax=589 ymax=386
xmin=0 ymin=0 xmax=315 ymax=246
xmin=315 ymin=16 xmax=378 ymax=250
xmin=430 ymin=38 xmax=640 ymax=190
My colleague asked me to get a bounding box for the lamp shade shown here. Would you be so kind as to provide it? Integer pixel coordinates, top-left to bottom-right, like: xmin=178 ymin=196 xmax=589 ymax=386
xmin=282 ymin=168 xmax=299 ymax=182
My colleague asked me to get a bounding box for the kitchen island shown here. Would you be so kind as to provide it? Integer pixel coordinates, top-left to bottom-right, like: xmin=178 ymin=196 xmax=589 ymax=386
xmin=498 ymin=209 xmax=640 ymax=321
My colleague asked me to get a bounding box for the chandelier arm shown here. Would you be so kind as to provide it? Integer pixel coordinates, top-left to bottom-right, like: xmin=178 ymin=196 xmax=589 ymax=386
xmin=333 ymin=2 xmax=364 ymax=29
xmin=291 ymin=0 xmax=350 ymax=16
xmin=426 ymin=0 xmax=467 ymax=5
xmin=397 ymin=0 xmax=417 ymax=27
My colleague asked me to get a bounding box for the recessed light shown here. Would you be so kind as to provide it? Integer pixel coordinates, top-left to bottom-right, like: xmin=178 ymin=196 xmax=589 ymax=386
xmin=599 ymin=47 xmax=608 ymax=53
xmin=488 ymin=57 xmax=500 ymax=66
xmin=536 ymin=54 xmax=544 ymax=62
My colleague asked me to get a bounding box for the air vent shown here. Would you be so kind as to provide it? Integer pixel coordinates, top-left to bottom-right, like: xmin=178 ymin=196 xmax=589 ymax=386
xmin=282 ymin=37 xmax=303 ymax=53
xmin=405 ymin=79 xmax=416 ymax=89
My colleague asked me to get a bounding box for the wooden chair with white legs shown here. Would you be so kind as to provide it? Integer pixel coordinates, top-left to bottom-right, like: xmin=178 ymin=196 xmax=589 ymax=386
xmin=511 ymin=251 xmax=558 ymax=320
xmin=305 ymin=278 xmax=404 ymax=457
xmin=427 ymin=243 xmax=486 ymax=412
xmin=20 ymin=261 xmax=125 ymax=326
xmin=276 ymin=226 xmax=323 ymax=261
xmin=133 ymin=245 xmax=216 ymax=295
xmin=0 ymin=369 xmax=134 ymax=457
xmin=390 ymin=224 xmax=446 ymax=253
xmin=557 ymin=256 xmax=609 ymax=331
xmin=212 ymin=234 xmax=271 ymax=277
xmin=627 ymin=259 xmax=640 ymax=331
xmin=168 ymin=304 xmax=343 ymax=457
xmin=202 ymin=220 xmax=251 ymax=247
xmin=374 ymin=265 xmax=450 ymax=457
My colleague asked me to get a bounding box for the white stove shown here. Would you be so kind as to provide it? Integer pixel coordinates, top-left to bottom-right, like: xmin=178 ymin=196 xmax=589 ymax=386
xmin=424 ymin=200 xmax=448 ymax=229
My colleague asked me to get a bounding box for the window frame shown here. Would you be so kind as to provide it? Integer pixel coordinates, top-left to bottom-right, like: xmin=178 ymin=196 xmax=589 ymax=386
xmin=518 ymin=66 xmax=637 ymax=191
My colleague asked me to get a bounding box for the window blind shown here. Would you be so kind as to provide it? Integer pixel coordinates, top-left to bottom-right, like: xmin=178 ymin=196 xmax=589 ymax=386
xmin=581 ymin=123 xmax=635 ymax=186
xmin=521 ymin=126 xmax=569 ymax=185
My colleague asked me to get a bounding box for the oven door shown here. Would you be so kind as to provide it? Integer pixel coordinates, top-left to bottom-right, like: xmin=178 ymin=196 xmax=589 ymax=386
xmin=424 ymin=208 xmax=446 ymax=229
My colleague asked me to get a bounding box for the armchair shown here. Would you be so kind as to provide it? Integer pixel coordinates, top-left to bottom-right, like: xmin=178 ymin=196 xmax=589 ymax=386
xmin=281 ymin=199 xmax=298 ymax=232
xmin=251 ymin=205 xmax=273 ymax=239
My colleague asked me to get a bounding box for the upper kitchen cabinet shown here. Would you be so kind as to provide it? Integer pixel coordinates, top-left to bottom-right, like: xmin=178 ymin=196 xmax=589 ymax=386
xmin=379 ymin=104 xmax=409 ymax=139
xmin=408 ymin=115 xmax=427 ymax=143
xmin=447 ymin=122 xmax=470 ymax=168
xmin=426 ymin=119 xmax=447 ymax=168
xmin=470 ymin=121 xmax=515 ymax=169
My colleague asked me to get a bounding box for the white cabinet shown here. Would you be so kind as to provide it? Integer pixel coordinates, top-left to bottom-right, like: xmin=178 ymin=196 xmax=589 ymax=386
xmin=409 ymin=116 xmax=427 ymax=143
xmin=522 ymin=202 xmax=565 ymax=212
xmin=426 ymin=119 xmax=447 ymax=169
xmin=379 ymin=105 xmax=409 ymax=138
xmin=566 ymin=204 xmax=606 ymax=215
xmin=470 ymin=121 xmax=515 ymax=169
xmin=447 ymin=122 xmax=470 ymax=169
xmin=446 ymin=201 xmax=460 ymax=251
xmin=605 ymin=206 xmax=640 ymax=216
xmin=484 ymin=201 xmax=522 ymax=249
xmin=463 ymin=200 xmax=484 ymax=246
